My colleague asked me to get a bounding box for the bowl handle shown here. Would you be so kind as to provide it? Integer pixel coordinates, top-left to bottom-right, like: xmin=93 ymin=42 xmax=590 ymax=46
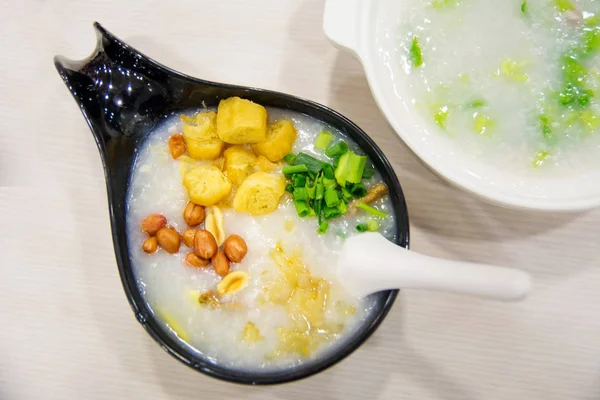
xmin=323 ymin=0 xmax=364 ymax=58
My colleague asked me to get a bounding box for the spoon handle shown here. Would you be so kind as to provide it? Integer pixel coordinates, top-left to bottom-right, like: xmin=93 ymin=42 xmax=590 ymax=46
xmin=339 ymin=233 xmax=531 ymax=301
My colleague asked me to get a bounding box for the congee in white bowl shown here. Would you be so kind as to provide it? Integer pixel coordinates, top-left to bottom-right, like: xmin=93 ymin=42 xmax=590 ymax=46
xmin=127 ymin=97 xmax=398 ymax=372
xmin=324 ymin=0 xmax=600 ymax=210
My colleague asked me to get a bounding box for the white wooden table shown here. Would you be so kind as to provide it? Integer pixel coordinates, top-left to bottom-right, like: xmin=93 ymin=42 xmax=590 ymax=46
xmin=2 ymin=1 xmax=599 ymax=399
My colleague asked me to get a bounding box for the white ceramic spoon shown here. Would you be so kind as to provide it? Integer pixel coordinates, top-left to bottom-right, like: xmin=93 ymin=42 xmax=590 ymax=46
xmin=338 ymin=233 xmax=532 ymax=301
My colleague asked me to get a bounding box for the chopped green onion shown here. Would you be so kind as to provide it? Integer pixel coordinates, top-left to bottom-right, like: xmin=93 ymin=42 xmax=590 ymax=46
xmin=356 ymin=201 xmax=388 ymax=218
xmin=433 ymin=105 xmax=450 ymax=129
xmin=282 ymin=164 xmax=308 ymax=175
xmin=293 ymin=174 xmax=306 ymax=187
xmin=285 ymin=184 xmax=294 ymax=193
xmin=324 ymin=189 xmax=340 ymax=207
xmin=294 ymin=200 xmax=310 ymax=217
xmin=293 ymin=153 xmax=323 ymax=174
xmin=316 ymin=182 xmax=324 ymax=200
xmin=334 ymin=151 xmax=367 ymax=186
xmin=473 ymin=113 xmax=493 ymax=135
xmin=283 ymin=154 xmax=296 ymax=164
xmin=341 ymin=187 xmax=352 ymax=199
xmin=323 ymin=178 xmax=337 ymax=192
xmin=318 ymin=220 xmax=328 ymax=234
xmin=356 ymin=223 xmax=368 ymax=232
xmin=555 ymin=0 xmax=575 ymax=12
xmin=467 ymin=99 xmax=486 ymax=108
xmin=409 ymin=37 xmax=423 ymax=68
xmin=306 ymin=180 xmax=316 ymax=199
xmin=362 ymin=165 xmax=375 ymax=180
xmin=315 ymin=198 xmax=323 ymax=224
xmin=324 ymin=206 xmax=342 ymax=220
xmin=315 ymin=131 xmax=334 ymax=150
xmin=367 ymin=220 xmax=380 ymax=232
xmin=325 ymin=142 xmax=349 ymax=158
xmin=348 ymin=182 xmax=367 ymax=198
xmin=532 ymin=150 xmax=549 ymax=168
xmin=539 ymin=114 xmax=553 ymax=141
xmin=293 ymin=187 xmax=309 ymax=202
xmin=520 ymin=0 xmax=528 ymax=15
xmin=322 ymin=163 xmax=335 ymax=180
xmin=338 ymin=201 xmax=348 ymax=214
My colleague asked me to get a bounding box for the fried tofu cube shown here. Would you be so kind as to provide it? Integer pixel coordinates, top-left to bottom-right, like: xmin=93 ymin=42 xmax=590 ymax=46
xmin=252 ymin=120 xmax=297 ymax=162
xmin=223 ymin=146 xmax=257 ymax=186
xmin=216 ymin=97 xmax=268 ymax=144
xmin=182 ymin=112 xmax=225 ymax=160
xmin=233 ymin=172 xmax=286 ymax=215
xmin=183 ymin=164 xmax=232 ymax=206
xmin=255 ymin=155 xmax=277 ymax=172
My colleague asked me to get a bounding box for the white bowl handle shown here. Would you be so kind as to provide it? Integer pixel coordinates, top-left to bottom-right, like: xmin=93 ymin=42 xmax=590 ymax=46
xmin=323 ymin=0 xmax=363 ymax=58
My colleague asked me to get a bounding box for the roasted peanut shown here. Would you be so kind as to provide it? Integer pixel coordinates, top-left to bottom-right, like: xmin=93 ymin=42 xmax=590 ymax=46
xmin=204 ymin=206 xmax=225 ymax=246
xmin=217 ymin=271 xmax=249 ymax=295
xmin=185 ymin=252 xmax=210 ymax=268
xmin=223 ymin=234 xmax=248 ymax=263
xmin=183 ymin=201 xmax=205 ymax=227
xmin=212 ymin=250 xmax=230 ymax=276
xmin=142 ymin=236 xmax=158 ymax=253
xmin=168 ymin=134 xmax=186 ymax=159
xmin=181 ymin=228 xmax=197 ymax=247
xmin=193 ymin=229 xmax=218 ymax=259
xmin=156 ymin=227 xmax=181 ymax=254
xmin=140 ymin=214 xmax=167 ymax=236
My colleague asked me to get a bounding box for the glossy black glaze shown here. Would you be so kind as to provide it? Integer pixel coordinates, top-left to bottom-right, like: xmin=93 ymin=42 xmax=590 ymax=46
xmin=54 ymin=22 xmax=410 ymax=385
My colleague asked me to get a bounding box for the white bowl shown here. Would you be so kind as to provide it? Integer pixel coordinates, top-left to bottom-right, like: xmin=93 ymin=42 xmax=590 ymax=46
xmin=323 ymin=0 xmax=600 ymax=211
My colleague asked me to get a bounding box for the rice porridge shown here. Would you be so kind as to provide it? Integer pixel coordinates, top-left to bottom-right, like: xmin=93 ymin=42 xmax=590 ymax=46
xmin=395 ymin=0 xmax=600 ymax=173
xmin=126 ymin=98 xmax=396 ymax=371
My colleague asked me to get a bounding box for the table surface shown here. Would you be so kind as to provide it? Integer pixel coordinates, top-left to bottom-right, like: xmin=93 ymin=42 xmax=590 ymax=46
xmin=2 ymin=1 xmax=600 ymax=399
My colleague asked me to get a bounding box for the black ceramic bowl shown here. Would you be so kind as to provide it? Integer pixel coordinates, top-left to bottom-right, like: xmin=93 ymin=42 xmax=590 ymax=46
xmin=55 ymin=22 xmax=410 ymax=385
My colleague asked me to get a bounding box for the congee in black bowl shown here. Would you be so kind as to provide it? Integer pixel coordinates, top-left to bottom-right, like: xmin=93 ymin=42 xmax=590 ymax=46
xmin=55 ymin=22 xmax=409 ymax=384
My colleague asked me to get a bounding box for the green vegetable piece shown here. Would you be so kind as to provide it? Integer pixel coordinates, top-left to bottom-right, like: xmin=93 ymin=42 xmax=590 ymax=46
xmin=356 ymin=202 xmax=388 ymax=218
xmin=581 ymin=111 xmax=600 ymax=131
xmin=293 ymin=174 xmax=307 ymax=187
xmin=338 ymin=201 xmax=348 ymax=215
xmin=581 ymin=30 xmax=600 ymax=57
xmin=323 ymin=177 xmax=337 ymax=191
xmin=293 ymin=187 xmax=309 ymax=202
xmin=317 ymin=220 xmax=329 ymax=234
xmin=316 ymin=182 xmax=324 ymax=201
xmin=496 ymin=59 xmax=528 ymax=83
xmin=322 ymin=163 xmax=335 ymax=180
xmin=294 ymin=200 xmax=311 ymax=217
xmin=356 ymin=223 xmax=368 ymax=233
xmin=409 ymin=37 xmax=423 ymax=68
xmin=532 ymin=150 xmax=549 ymax=168
xmin=283 ymin=154 xmax=296 ymax=164
xmin=473 ymin=113 xmax=494 ymax=135
xmin=285 ymin=184 xmax=294 ymax=193
xmin=282 ymin=164 xmax=308 ymax=175
xmin=324 ymin=189 xmax=340 ymax=207
xmin=323 ymin=206 xmax=342 ymax=220
xmin=433 ymin=105 xmax=450 ymax=129
xmin=315 ymin=131 xmax=334 ymax=150
xmin=467 ymin=99 xmax=486 ymax=108
xmin=555 ymin=0 xmax=575 ymax=12
xmin=348 ymin=182 xmax=367 ymax=198
xmin=367 ymin=220 xmax=380 ymax=232
xmin=521 ymin=0 xmax=528 ymax=15
xmin=293 ymin=153 xmax=324 ymax=174
xmin=341 ymin=187 xmax=352 ymax=199
xmin=539 ymin=115 xmax=553 ymax=141
xmin=306 ymin=180 xmax=316 ymax=199
xmin=362 ymin=165 xmax=375 ymax=180
xmin=431 ymin=0 xmax=461 ymax=9
xmin=325 ymin=142 xmax=349 ymax=158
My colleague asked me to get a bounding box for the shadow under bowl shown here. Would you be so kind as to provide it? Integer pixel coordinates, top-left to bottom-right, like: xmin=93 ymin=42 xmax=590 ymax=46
xmin=54 ymin=22 xmax=410 ymax=385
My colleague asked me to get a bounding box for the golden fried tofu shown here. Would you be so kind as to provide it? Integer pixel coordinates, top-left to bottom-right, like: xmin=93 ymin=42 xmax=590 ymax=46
xmin=183 ymin=164 xmax=232 ymax=206
xmin=255 ymin=155 xmax=277 ymax=172
xmin=252 ymin=120 xmax=297 ymax=162
xmin=216 ymin=97 xmax=268 ymax=144
xmin=182 ymin=112 xmax=225 ymax=160
xmin=223 ymin=146 xmax=257 ymax=186
xmin=233 ymin=172 xmax=286 ymax=215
